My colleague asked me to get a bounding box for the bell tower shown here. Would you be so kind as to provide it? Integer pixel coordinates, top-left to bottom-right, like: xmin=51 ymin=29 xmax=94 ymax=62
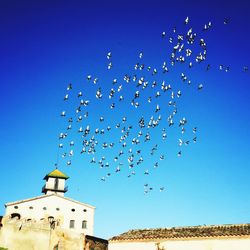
xmin=42 ymin=168 xmax=69 ymax=196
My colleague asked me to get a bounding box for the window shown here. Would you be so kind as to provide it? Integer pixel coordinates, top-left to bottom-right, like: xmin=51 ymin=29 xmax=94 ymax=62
xmin=14 ymin=206 xmax=18 ymax=209
xmin=43 ymin=207 xmax=47 ymax=210
xmin=54 ymin=178 xmax=59 ymax=190
xmin=56 ymin=208 xmax=60 ymax=211
xmin=71 ymin=208 xmax=75 ymax=212
xmin=69 ymin=220 xmax=75 ymax=229
xmin=48 ymin=216 xmax=54 ymax=221
xmin=82 ymin=220 xmax=87 ymax=229
xmin=83 ymin=209 xmax=87 ymax=212
xmin=29 ymin=206 xmax=33 ymax=209
xmin=11 ymin=213 xmax=21 ymax=219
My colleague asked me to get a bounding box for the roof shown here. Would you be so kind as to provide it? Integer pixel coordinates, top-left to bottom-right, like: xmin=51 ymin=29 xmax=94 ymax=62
xmin=109 ymin=224 xmax=250 ymax=241
xmin=44 ymin=169 xmax=69 ymax=180
xmin=86 ymin=235 xmax=108 ymax=244
xmin=5 ymin=194 xmax=95 ymax=209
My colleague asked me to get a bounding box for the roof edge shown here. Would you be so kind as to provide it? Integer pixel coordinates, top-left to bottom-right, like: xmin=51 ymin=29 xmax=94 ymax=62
xmin=109 ymin=234 xmax=250 ymax=242
xmin=109 ymin=223 xmax=250 ymax=241
xmin=5 ymin=194 xmax=95 ymax=209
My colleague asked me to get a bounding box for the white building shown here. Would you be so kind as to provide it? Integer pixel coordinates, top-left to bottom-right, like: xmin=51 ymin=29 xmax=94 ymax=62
xmin=4 ymin=168 xmax=95 ymax=236
xmin=109 ymin=224 xmax=250 ymax=250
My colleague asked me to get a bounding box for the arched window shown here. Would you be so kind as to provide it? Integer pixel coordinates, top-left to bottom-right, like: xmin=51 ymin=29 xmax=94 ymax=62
xmin=82 ymin=220 xmax=87 ymax=229
xmin=48 ymin=216 xmax=54 ymax=222
xmin=11 ymin=213 xmax=21 ymax=220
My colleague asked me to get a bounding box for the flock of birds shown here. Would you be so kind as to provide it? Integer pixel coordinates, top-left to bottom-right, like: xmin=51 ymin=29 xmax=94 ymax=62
xmin=55 ymin=17 xmax=248 ymax=194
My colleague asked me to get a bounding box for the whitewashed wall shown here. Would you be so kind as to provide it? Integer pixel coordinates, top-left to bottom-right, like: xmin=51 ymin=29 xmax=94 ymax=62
xmin=109 ymin=237 xmax=250 ymax=250
xmin=5 ymin=194 xmax=95 ymax=235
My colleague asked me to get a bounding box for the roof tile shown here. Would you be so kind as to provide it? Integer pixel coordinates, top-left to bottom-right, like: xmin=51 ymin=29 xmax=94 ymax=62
xmin=110 ymin=224 xmax=250 ymax=241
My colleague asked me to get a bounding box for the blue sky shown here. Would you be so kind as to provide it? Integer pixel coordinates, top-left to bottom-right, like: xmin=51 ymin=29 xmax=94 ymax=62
xmin=0 ymin=0 xmax=250 ymax=239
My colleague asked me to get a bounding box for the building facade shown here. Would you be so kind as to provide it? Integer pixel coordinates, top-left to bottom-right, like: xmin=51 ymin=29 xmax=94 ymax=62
xmin=4 ymin=169 xmax=95 ymax=236
xmin=0 ymin=168 xmax=103 ymax=250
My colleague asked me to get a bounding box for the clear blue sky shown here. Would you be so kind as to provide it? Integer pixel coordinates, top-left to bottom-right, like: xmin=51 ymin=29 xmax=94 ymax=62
xmin=0 ymin=0 xmax=250 ymax=239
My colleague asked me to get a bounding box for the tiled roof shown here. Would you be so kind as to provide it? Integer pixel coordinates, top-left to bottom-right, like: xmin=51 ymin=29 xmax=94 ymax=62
xmin=110 ymin=224 xmax=250 ymax=241
xmin=44 ymin=169 xmax=69 ymax=179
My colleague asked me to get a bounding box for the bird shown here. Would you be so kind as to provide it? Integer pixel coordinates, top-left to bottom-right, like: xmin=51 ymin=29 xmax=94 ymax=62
xmin=155 ymin=104 xmax=160 ymax=113
xmin=223 ymin=18 xmax=230 ymax=25
xmin=108 ymin=62 xmax=112 ymax=70
xmin=109 ymin=88 xmax=115 ymax=99
xmin=64 ymin=94 xmax=69 ymax=101
xmin=107 ymin=52 xmax=112 ymax=59
xmin=203 ymin=21 xmax=212 ymax=31
xmin=67 ymin=83 xmax=72 ymax=90
xmin=55 ymin=16 xmax=215 ymax=192
xmin=90 ymin=157 xmax=96 ymax=163
xmin=198 ymin=84 xmax=203 ymax=90
xmin=96 ymin=88 xmax=103 ymax=99
xmin=77 ymin=115 xmax=82 ymax=122
xmin=184 ymin=16 xmax=189 ymax=25
xmin=93 ymin=78 xmax=98 ymax=84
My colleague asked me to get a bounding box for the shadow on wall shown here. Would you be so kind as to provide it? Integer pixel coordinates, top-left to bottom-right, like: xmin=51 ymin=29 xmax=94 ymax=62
xmin=85 ymin=235 xmax=108 ymax=250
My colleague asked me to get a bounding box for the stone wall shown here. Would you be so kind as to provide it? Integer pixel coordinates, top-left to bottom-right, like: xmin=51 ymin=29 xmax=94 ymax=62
xmin=0 ymin=216 xmax=85 ymax=250
xmin=85 ymin=235 xmax=108 ymax=250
